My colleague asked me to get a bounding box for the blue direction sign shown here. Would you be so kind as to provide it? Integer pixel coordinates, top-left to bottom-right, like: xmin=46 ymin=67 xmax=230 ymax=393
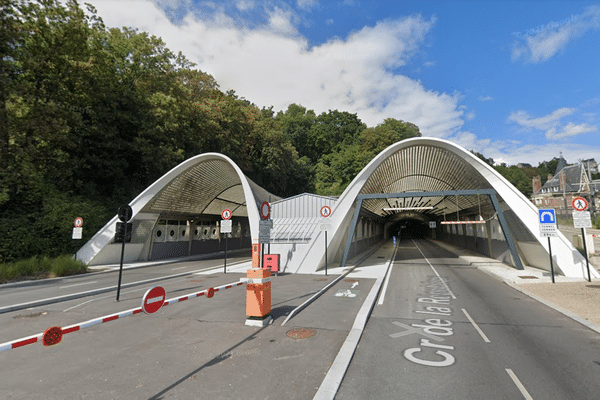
xmin=539 ymin=209 xmax=556 ymax=224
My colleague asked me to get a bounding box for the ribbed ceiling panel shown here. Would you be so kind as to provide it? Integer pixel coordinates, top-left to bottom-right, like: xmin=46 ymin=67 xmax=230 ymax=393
xmin=142 ymin=159 xmax=246 ymax=217
xmin=360 ymin=145 xmax=494 ymax=218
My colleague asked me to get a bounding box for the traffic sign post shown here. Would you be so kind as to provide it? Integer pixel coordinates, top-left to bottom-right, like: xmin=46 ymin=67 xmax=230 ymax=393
xmin=321 ymin=206 xmax=331 ymax=276
xmin=221 ymin=210 xmax=232 ymax=274
xmin=539 ymin=209 xmax=557 ymax=283
xmin=572 ymin=210 xmax=593 ymax=282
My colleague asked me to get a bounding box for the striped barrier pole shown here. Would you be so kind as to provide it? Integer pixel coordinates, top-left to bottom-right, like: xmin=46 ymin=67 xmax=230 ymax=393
xmin=0 ymin=280 xmax=244 ymax=353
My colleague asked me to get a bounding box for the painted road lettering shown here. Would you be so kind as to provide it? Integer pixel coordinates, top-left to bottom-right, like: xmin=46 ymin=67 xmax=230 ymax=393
xmin=401 ymin=276 xmax=457 ymax=367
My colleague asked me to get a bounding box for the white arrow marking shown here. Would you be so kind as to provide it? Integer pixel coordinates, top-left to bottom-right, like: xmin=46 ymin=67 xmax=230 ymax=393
xmin=351 ymin=282 xmax=359 ymax=288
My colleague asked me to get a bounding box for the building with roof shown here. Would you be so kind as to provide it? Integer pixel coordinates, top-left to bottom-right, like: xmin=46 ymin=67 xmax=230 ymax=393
xmin=531 ymin=156 xmax=599 ymax=217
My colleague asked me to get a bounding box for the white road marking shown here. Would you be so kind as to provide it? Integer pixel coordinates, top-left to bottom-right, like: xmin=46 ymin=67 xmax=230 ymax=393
xmin=412 ymin=240 xmax=456 ymax=299
xmin=462 ymin=308 xmax=491 ymax=343
xmin=62 ymin=288 xmax=146 ymax=312
xmin=59 ymin=281 xmax=97 ymax=289
xmin=378 ymin=266 xmax=393 ymax=305
xmin=171 ymin=266 xmax=187 ymax=270
xmin=351 ymin=282 xmax=359 ymax=288
xmin=506 ymin=368 xmax=534 ymax=400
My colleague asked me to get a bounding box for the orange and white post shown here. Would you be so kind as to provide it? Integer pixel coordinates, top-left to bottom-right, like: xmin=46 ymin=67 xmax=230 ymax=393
xmin=245 ymin=268 xmax=272 ymax=326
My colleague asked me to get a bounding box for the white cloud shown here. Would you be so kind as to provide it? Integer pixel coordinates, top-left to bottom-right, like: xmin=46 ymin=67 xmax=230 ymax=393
xmin=546 ymin=122 xmax=597 ymax=140
xmin=507 ymin=107 xmax=575 ymax=131
xmin=512 ymin=6 xmax=600 ymax=63
xmin=507 ymin=107 xmax=597 ymax=142
xmin=235 ymin=0 xmax=256 ymax=12
xmin=87 ymin=0 xmax=464 ymax=137
xmin=478 ymin=95 xmax=493 ymax=102
xmin=297 ymin=0 xmax=318 ymax=11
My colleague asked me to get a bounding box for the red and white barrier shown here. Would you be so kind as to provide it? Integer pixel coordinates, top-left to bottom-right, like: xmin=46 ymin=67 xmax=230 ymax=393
xmin=0 ymin=280 xmax=244 ymax=353
xmin=441 ymin=220 xmax=486 ymax=224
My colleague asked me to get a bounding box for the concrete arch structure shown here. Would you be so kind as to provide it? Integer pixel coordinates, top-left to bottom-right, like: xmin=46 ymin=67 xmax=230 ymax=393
xmin=289 ymin=137 xmax=597 ymax=279
xmin=77 ymin=153 xmax=278 ymax=265
xmin=79 ymin=138 xmax=596 ymax=279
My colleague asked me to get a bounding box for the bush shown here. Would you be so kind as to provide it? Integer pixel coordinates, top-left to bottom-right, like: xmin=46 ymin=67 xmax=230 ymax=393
xmin=0 ymin=255 xmax=88 ymax=283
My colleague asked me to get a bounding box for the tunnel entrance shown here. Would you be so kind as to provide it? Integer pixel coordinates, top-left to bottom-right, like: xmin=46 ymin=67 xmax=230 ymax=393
xmin=341 ymin=189 xmax=524 ymax=271
xmin=390 ymin=219 xmax=429 ymax=239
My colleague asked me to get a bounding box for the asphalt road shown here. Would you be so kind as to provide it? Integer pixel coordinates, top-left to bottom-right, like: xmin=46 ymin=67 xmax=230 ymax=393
xmin=336 ymin=239 xmax=600 ymax=399
xmin=0 ymin=255 xmax=251 ymax=314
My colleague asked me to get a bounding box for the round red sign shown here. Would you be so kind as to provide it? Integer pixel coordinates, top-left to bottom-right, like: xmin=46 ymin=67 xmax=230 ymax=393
xmin=320 ymin=205 xmax=332 ymax=218
xmin=74 ymin=217 xmax=83 ymax=227
xmin=260 ymin=201 xmax=271 ymax=220
xmin=221 ymin=209 xmax=232 ymax=220
xmin=142 ymin=286 xmax=166 ymax=314
xmin=572 ymin=197 xmax=588 ymax=211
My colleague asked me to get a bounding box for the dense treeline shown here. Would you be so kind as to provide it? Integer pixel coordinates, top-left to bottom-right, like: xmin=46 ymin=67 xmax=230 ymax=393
xmin=0 ymin=0 xmax=421 ymax=262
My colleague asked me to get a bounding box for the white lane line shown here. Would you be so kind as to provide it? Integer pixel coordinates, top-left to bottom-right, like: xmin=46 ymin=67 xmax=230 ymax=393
xmin=59 ymin=281 xmax=97 ymax=289
xmin=462 ymin=308 xmax=491 ymax=343
xmin=412 ymin=240 xmax=456 ymax=299
xmin=62 ymin=288 xmax=146 ymax=312
xmin=171 ymin=266 xmax=187 ymax=271
xmin=377 ymin=244 xmax=399 ymax=306
xmin=506 ymin=369 xmax=534 ymax=400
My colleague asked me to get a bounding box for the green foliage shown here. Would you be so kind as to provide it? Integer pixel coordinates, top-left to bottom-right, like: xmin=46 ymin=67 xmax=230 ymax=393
xmin=493 ymin=165 xmax=533 ymax=197
xmin=1 ymin=0 xmax=427 ymax=264
xmin=0 ymin=255 xmax=87 ymax=283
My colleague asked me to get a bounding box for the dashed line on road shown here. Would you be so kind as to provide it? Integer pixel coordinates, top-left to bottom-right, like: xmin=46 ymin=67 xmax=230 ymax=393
xmin=461 ymin=308 xmax=490 ymax=343
xmin=506 ymin=368 xmax=534 ymax=400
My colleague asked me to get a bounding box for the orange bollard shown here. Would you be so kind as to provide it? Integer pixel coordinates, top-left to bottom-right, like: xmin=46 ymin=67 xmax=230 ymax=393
xmin=251 ymin=242 xmax=261 ymax=269
xmin=245 ymin=268 xmax=272 ymax=326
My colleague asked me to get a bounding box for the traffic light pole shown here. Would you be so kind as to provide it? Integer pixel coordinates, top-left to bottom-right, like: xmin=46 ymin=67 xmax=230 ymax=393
xmin=116 ymin=222 xmax=127 ymax=301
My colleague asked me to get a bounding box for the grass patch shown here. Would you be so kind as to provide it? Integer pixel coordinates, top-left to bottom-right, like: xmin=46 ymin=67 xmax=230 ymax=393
xmin=0 ymin=255 xmax=88 ymax=284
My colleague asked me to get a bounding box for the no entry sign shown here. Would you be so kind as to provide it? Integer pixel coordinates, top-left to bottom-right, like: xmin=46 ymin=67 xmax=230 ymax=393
xmin=260 ymin=201 xmax=271 ymax=220
xmin=142 ymin=286 xmax=166 ymax=314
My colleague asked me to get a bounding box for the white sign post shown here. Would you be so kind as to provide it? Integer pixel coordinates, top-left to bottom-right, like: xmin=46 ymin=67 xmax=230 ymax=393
xmin=539 ymin=209 xmax=557 ymax=283
xmin=572 ymin=208 xmax=593 ymax=282
xmin=221 ymin=209 xmax=232 ymax=273
xmin=320 ymin=206 xmax=332 ymax=276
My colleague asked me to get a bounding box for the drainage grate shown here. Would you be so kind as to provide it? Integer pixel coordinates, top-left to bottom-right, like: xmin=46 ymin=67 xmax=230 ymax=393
xmin=344 ymin=279 xmax=358 ymax=283
xmin=377 ymin=256 xmax=385 ymax=259
xmin=286 ymin=328 xmax=317 ymax=340
xmin=586 ymin=285 xmax=600 ymax=289
xmin=206 ymin=275 xmax=218 ymax=279
xmin=517 ymin=276 xmax=538 ymax=279
xmin=314 ymin=278 xmax=328 ymax=281
xmin=13 ymin=312 xmax=47 ymax=319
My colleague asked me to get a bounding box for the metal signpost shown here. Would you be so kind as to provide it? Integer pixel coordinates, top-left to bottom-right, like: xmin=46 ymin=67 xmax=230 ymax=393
xmin=572 ymin=197 xmax=592 ymax=282
xmin=221 ymin=209 xmax=232 ymax=273
xmin=539 ymin=209 xmax=557 ymax=283
xmin=320 ymin=206 xmax=332 ymax=275
xmin=259 ymin=202 xmax=271 ymax=269
xmin=116 ymin=204 xmax=133 ymax=301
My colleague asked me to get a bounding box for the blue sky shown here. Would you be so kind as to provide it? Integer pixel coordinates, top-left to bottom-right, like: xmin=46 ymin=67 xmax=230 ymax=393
xmin=87 ymin=0 xmax=600 ymax=166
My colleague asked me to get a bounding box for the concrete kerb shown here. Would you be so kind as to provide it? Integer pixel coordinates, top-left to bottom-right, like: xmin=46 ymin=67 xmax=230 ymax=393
xmin=281 ymin=242 xmax=386 ymax=326
xmin=313 ymin=242 xmax=398 ymax=400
